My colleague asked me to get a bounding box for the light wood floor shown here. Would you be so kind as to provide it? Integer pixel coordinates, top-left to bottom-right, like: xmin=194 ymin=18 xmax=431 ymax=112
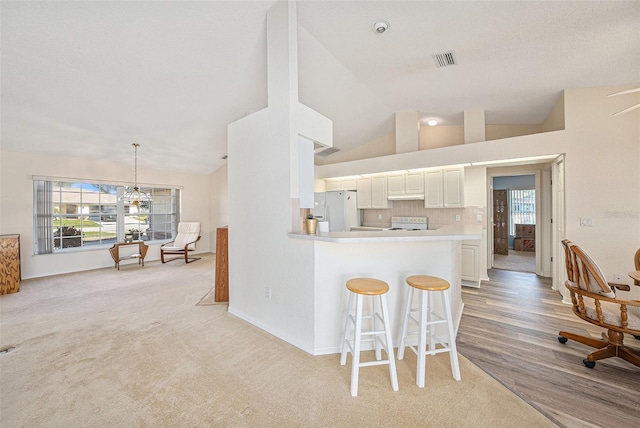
xmin=492 ymin=250 xmax=536 ymax=273
xmin=457 ymin=269 xmax=640 ymax=428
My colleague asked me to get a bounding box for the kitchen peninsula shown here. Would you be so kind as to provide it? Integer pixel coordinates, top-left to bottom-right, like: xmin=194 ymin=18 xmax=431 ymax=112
xmin=289 ymin=225 xmax=482 ymax=355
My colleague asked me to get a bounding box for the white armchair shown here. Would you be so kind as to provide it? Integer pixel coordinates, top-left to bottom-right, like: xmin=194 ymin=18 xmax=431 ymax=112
xmin=160 ymin=222 xmax=201 ymax=264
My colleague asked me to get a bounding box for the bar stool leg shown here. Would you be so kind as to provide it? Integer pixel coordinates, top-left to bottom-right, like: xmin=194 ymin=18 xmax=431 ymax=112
xmin=443 ymin=289 xmax=461 ymax=380
xmin=380 ymin=293 xmax=399 ymax=391
xmin=350 ymin=294 xmax=364 ymax=397
xmin=340 ymin=292 xmax=354 ymax=366
xmin=373 ymin=294 xmax=382 ymax=361
xmin=417 ymin=289 xmax=429 ymax=388
xmin=428 ymin=291 xmax=435 ymax=352
xmin=397 ymin=287 xmax=414 ymax=360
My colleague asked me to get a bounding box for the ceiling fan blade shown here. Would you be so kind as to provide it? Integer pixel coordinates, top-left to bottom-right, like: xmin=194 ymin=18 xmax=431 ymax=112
xmin=613 ymin=103 xmax=640 ymax=116
xmin=608 ymin=87 xmax=640 ymax=97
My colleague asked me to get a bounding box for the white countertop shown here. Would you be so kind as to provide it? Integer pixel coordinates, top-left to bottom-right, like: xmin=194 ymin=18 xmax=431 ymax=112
xmin=289 ymin=225 xmax=483 ymax=243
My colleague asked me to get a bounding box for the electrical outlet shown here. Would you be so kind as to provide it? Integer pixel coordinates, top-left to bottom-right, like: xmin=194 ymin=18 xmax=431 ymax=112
xmin=455 ymin=214 xmax=461 ymax=221
xmin=580 ymin=217 xmax=593 ymax=227
xmin=378 ymin=214 xmax=382 ymax=220
xmin=613 ymin=273 xmax=623 ymax=282
xmin=476 ymin=214 xmax=482 ymax=222
xmin=264 ymin=286 xmax=271 ymax=299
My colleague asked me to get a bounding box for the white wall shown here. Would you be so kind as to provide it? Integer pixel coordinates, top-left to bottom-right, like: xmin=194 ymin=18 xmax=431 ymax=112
xmin=227 ymin=107 xmax=316 ymax=353
xmin=0 ymin=150 xmax=211 ymax=279
xmin=209 ymin=163 xmax=229 ymax=253
xmin=562 ymin=86 xmax=640 ymax=297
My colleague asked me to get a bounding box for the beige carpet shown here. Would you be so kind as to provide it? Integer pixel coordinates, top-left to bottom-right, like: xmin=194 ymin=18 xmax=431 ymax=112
xmin=0 ymin=254 xmax=554 ymax=427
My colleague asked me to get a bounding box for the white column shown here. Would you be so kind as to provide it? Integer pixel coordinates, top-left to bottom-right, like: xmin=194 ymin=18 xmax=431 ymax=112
xmin=464 ymin=108 xmax=486 ymax=144
xmin=395 ymin=111 xmax=420 ymax=153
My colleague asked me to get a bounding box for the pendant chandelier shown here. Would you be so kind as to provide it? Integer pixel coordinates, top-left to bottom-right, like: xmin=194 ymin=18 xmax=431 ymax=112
xmin=119 ymin=143 xmax=152 ymax=206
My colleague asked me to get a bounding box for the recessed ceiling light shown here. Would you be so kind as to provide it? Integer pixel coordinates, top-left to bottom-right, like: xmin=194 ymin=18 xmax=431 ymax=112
xmin=373 ymin=21 xmax=389 ymax=34
xmin=427 ymin=119 xmax=438 ymax=126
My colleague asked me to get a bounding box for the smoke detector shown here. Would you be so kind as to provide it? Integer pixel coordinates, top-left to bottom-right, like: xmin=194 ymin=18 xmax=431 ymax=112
xmin=373 ymin=21 xmax=389 ymax=34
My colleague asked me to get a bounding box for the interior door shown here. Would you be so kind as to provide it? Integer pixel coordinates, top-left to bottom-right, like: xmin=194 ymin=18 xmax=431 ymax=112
xmin=493 ymin=189 xmax=509 ymax=255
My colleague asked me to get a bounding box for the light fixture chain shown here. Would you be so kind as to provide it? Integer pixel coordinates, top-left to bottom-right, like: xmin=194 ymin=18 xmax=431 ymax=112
xmin=133 ymin=143 xmax=139 ymax=188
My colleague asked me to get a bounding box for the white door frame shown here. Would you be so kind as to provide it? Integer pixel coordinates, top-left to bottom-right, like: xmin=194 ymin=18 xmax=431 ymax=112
xmin=486 ymin=167 xmax=549 ymax=277
xmin=551 ymin=155 xmax=568 ymax=301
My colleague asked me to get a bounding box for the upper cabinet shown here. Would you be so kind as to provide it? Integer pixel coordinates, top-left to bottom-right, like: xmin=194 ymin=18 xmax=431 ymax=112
xmin=424 ymin=170 xmax=444 ymax=207
xmin=424 ymin=167 xmax=465 ymax=208
xmin=387 ymin=172 xmax=424 ymax=200
xmin=326 ymin=178 xmax=357 ymax=191
xmin=357 ymin=176 xmax=389 ymax=209
xmin=325 ymin=166 xmax=464 ymax=209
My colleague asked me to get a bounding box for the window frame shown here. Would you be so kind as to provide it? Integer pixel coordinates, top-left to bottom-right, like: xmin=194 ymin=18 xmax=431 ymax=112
xmin=508 ymin=187 xmax=536 ymax=236
xmin=33 ymin=177 xmax=181 ymax=254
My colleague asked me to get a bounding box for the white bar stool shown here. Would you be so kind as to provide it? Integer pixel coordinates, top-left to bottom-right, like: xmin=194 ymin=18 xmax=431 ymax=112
xmin=397 ymin=275 xmax=461 ymax=387
xmin=340 ymin=277 xmax=399 ymax=397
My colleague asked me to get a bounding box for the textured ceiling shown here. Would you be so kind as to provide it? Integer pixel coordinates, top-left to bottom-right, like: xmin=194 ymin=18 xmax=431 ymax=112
xmin=2 ymin=1 xmax=639 ymax=174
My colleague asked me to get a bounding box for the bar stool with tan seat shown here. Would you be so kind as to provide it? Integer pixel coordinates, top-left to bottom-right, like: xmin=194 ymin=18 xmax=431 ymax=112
xmin=397 ymin=275 xmax=461 ymax=387
xmin=340 ymin=277 xmax=399 ymax=397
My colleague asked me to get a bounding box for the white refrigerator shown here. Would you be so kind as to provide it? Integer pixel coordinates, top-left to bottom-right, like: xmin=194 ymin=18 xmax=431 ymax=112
xmin=313 ymin=191 xmax=358 ymax=232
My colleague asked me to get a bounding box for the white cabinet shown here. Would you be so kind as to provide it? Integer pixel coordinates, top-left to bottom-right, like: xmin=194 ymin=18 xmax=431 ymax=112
xmin=461 ymin=243 xmax=480 ymax=287
xmin=387 ymin=174 xmax=405 ymax=196
xmin=388 ymin=172 xmax=424 ymax=198
xmin=424 ymin=167 xmax=464 ymax=208
xmin=424 ymin=170 xmax=444 ymax=207
xmin=326 ymin=180 xmax=342 ymax=191
xmin=341 ymin=178 xmax=357 ymax=190
xmin=371 ymin=176 xmax=389 ymax=208
xmin=356 ymin=178 xmax=371 ymax=208
xmin=443 ymin=167 xmax=464 ymax=207
xmin=357 ymin=176 xmax=389 ymax=209
xmin=326 ymin=178 xmax=357 ymax=191
xmin=406 ymin=172 xmax=424 ymax=194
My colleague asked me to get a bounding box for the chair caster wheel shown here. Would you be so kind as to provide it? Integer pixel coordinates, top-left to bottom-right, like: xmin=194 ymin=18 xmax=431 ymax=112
xmin=558 ymin=336 xmax=568 ymax=344
xmin=583 ymin=359 xmax=596 ymax=369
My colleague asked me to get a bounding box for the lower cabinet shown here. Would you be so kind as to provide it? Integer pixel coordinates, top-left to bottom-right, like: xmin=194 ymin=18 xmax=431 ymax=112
xmin=461 ymin=242 xmax=480 ymax=287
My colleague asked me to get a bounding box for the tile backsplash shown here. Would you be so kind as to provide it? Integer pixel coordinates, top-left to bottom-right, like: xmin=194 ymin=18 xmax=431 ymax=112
xmin=361 ymin=200 xmax=486 ymax=228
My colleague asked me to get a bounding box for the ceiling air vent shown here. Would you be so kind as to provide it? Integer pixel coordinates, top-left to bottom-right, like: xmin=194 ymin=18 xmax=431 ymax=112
xmin=314 ymin=147 xmax=340 ymax=158
xmin=432 ymin=50 xmax=457 ymax=68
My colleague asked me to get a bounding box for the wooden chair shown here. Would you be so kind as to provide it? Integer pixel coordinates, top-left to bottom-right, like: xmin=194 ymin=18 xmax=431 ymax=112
xmin=558 ymin=240 xmax=640 ymax=368
xmin=160 ymin=222 xmax=201 ymax=264
xmin=634 ymin=248 xmax=640 ymax=286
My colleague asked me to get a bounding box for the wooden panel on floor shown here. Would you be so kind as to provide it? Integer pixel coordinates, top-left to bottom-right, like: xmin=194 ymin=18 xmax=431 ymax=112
xmin=214 ymin=227 xmax=229 ymax=302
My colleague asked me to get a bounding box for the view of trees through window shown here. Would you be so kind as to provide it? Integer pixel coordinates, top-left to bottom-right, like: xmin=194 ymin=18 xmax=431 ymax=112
xmin=34 ymin=180 xmax=179 ymax=253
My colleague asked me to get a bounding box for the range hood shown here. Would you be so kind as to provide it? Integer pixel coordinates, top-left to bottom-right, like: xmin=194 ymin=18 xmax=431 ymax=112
xmin=387 ymin=193 xmax=425 ymax=201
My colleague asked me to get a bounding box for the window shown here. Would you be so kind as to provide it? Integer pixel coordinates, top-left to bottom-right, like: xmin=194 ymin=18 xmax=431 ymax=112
xmin=34 ymin=179 xmax=180 ymax=254
xmin=509 ymin=188 xmax=535 ymax=236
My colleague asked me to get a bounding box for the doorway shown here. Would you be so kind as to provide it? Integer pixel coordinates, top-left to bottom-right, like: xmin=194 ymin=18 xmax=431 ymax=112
xmin=491 ymin=175 xmax=536 ymax=273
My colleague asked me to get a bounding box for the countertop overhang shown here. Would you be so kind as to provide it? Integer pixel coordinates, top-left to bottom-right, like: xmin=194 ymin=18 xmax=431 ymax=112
xmin=289 ymin=225 xmax=483 ymax=243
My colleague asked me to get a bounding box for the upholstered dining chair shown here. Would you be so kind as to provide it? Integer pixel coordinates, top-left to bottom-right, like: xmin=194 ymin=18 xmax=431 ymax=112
xmin=558 ymin=240 xmax=640 ymax=368
xmin=160 ymin=222 xmax=201 ymax=264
